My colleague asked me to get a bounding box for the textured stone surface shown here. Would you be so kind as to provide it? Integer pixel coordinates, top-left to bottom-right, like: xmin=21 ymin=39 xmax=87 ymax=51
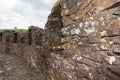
xmin=44 ymin=0 xmax=120 ymax=80
xmin=0 ymin=0 xmax=120 ymax=80
xmin=0 ymin=26 xmax=45 ymax=78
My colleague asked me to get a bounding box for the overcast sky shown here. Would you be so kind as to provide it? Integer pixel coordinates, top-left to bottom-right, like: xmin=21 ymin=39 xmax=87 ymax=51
xmin=0 ymin=0 xmax=56 ymax=29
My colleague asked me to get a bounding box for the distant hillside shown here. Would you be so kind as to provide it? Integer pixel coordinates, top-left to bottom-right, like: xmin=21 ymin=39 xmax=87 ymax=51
xmin=0 ymin=29 xmax=28 ymax=33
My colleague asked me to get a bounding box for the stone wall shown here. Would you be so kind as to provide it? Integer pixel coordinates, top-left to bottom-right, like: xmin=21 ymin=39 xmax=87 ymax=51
xmin=0 ymin=26 xmax=45 ymax=77
xmin=0 ymin=0 xmax=120 ymax=80
xmin=44 ymin=0 xmax=120 ymax=80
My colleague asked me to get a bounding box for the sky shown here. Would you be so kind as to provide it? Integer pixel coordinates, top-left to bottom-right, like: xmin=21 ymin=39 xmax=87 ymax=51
xmin=0 ymin=0 xmax=56 ymax=29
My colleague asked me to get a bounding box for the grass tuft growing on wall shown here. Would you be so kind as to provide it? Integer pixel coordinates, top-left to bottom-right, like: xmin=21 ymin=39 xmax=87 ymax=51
xmin=28 ymin=61 xmax=44 ymax=80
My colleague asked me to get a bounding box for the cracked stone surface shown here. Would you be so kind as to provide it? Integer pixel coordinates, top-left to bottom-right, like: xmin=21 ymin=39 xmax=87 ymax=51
xmin=44 ymin=0 xmax=120 ymax=80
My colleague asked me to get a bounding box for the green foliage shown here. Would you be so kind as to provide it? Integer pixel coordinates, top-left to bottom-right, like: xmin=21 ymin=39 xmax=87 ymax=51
xmin=0 ymin=29 xmax=28 ymax=33
xmin=0 ymin=30 xmax=4 ymax=32
xmin=28 ymin=61 xmax=44 ymax=80
xmin=15 ymin=29 xmax=28 ymax=32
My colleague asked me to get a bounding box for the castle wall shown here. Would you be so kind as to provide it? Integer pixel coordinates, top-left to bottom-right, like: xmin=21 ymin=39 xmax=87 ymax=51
xmin=0 ymin=0 xmax=120 ymax=80
xmin=0 ymin=26 xmax=45 ymax=77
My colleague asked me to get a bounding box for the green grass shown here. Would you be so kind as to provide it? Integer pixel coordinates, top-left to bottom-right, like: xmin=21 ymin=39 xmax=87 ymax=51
xmin=28 ymin=61 xmax=44 ymax=80
xmin=0 ymin=29 xmax=28 ymax=33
